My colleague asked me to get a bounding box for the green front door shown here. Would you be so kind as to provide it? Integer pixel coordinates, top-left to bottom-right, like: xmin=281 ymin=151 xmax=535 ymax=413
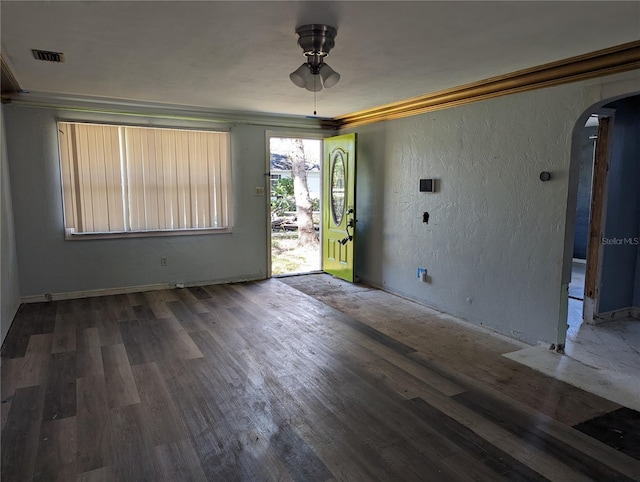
xmin=322 ymin=133 xmax=356 ymax=282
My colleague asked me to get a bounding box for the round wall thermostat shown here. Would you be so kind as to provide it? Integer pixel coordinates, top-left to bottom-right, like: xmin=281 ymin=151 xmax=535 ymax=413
xmin=539 ymin=171 xmax=551 ymax=182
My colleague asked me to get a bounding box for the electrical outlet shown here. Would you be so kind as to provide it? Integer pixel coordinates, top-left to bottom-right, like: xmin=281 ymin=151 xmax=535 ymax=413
xmin=160 ymin=257 xmax=167 ymax=267
xmin=255 ymin=186 xmax=265 ymax=196
xmin=416 ymin=267 xmax=427 ymax=281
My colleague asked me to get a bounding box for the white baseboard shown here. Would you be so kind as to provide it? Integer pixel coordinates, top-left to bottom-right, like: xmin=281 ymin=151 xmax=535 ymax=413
xmin=19 ymin=273 xmax=266 ymax=303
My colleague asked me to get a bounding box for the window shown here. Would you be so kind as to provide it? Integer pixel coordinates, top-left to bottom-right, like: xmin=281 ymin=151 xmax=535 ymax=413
xmin=58 ymin=122 xmax=232 ymax=237
xmin=270 ymin=174 xmax=282 ymax=191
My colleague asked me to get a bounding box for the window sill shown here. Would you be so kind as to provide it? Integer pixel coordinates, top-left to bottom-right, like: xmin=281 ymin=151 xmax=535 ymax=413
xmin=65 ymin=227 xmax=232 ymax=240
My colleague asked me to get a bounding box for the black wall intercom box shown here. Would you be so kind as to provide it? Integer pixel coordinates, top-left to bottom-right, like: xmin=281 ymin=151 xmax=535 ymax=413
xmin=419 ymin=179 xmax=435 ymax=192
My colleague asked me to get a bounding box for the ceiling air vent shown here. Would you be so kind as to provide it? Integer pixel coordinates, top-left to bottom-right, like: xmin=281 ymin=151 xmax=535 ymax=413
xmin=32 ymin=49 xmax=64 ymax=63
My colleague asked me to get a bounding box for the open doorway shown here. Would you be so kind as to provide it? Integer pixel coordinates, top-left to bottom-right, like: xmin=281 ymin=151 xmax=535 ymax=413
xmin=563 ymin=94 xmax=640 ymax=384
xmin=269 ymin=137 xmax=322 ymax=276
xmin=567 ymin=113 xmax=600 ymax=342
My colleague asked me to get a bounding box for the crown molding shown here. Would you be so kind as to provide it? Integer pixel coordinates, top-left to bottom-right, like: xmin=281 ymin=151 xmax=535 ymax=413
xmin=1 ymin=54 xmax=21 ymax=96
xmin=334 ymin=40 xmax=640 ymax=129
xmin=1 ymin=91 xmax=335 ymax=130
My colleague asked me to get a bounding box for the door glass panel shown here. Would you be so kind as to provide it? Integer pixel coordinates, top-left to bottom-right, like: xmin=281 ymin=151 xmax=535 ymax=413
xmin=331 ymin=151 xmax=346 ymax=225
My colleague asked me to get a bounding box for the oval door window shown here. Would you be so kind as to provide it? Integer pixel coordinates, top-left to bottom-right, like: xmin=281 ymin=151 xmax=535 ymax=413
xmin=331 ymin=151 xmax=346 ymax=226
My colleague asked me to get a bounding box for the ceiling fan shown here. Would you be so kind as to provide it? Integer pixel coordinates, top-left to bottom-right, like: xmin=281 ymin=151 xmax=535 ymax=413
xmin=289 ymin=24 xmax=340 ymax=92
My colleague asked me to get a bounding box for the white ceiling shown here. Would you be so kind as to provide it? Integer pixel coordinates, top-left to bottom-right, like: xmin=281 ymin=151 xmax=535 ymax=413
xmin=1 ymin=1 xmax=639 ymax=118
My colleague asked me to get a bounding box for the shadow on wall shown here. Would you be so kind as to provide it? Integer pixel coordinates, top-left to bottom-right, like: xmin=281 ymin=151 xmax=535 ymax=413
xmin=355 ymin=126 xmax=386 ymax=284
xmin=572 ymin=124 xmax=598 ymax=260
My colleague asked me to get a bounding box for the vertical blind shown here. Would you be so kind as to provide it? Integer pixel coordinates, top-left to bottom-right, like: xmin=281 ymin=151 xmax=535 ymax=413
xmin=58 ymin=122 xmax=231 ymax=234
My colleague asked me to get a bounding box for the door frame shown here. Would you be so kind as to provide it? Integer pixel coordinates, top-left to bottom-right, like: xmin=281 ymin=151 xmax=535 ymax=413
xmin=264 ymin=130 xmax=327 ymax=278
xmin=557 ymin=106 xmax=615 ymax=349
xmin=582 ymin=113 xmax=614 ymax=324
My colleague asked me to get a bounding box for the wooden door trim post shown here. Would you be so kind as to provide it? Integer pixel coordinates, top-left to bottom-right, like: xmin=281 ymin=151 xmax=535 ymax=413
xmin=584 ymin=116 xmax=611 ymax=322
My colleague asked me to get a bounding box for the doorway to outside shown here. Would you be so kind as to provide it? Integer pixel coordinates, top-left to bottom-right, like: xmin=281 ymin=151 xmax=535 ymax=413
xmin=269 ymin=137 xmax=322 ymax=276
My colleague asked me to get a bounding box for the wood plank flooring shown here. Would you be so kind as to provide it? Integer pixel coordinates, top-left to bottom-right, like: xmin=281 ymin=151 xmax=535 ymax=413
xmin=2 ymin=276 xmax=640 ymax=481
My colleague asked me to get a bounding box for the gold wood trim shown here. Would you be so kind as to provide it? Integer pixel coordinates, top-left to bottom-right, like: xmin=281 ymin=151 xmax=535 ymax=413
xmin=334 ymin=40 xmax=640 ymax=129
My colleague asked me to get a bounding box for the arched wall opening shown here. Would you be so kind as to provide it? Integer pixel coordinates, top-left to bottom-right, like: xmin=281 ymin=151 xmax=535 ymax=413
xmin=558 ymin=92 xmax=640 ymax=361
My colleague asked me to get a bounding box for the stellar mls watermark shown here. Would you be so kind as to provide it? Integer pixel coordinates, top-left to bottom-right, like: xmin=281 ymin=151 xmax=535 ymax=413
xmin=601 ymin=237 xmax=639 ymax=246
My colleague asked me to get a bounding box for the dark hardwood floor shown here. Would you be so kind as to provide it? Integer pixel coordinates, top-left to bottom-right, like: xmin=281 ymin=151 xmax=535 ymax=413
xmin=2 ymin=276 xmax=639 ymax=481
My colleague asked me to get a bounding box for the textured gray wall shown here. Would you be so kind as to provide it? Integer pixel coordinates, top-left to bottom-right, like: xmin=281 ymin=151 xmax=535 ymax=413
xmin=351 ymin=70 xmax=640 ymax=344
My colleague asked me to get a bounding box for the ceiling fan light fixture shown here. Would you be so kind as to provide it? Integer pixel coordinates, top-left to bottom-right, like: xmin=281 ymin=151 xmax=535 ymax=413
xmin=304 ymin=74 xmax=323 ymax=92
xmin=289 ymin=63 xmax=311 ymax=88
xmin=319 ymin=63 xmax=340 ymax=88
xmin=290 ymin=24 xmax=340 ymax=92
